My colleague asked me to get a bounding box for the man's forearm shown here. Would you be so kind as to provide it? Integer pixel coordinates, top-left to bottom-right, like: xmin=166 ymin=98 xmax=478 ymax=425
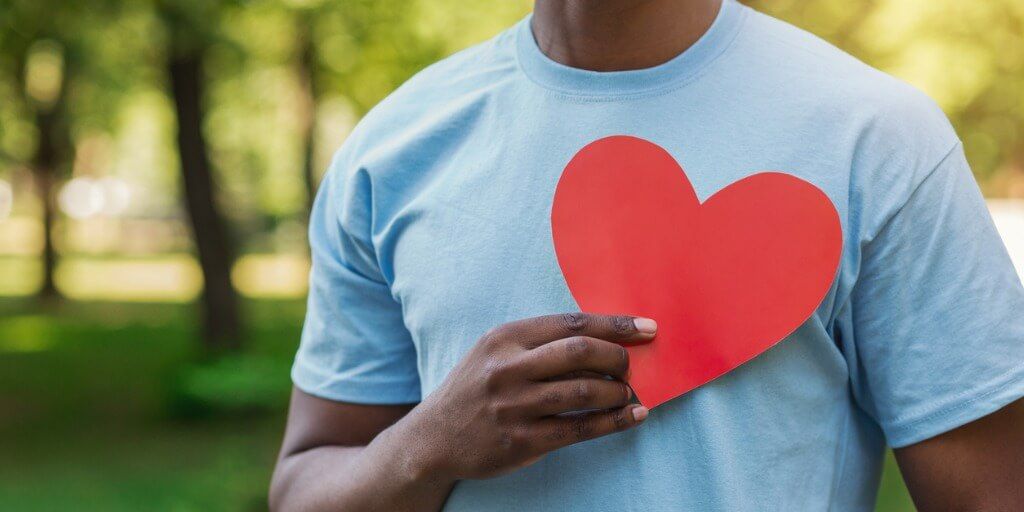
xmin=271 ymin=315 xmax=655 ymax=510
xmin=269 ymin=419 xmax=457 ymax=512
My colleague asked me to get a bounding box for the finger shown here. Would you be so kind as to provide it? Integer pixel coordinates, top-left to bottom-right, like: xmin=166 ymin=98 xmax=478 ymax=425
xmin=522 ymin=378 xmax=633 ymax=417
xmin=505 ymin=312 xmax=657 ymax=348
xmin=519 ymin=336 xmax=631 ymax=380
xmin=534 ymin=404 xmax=649 ymax=452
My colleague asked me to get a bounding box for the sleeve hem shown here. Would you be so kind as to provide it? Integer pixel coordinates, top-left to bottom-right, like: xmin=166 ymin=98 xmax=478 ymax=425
xmin=291 ymin=360 xmax=422 ymax=405
xmin=883 ymin=364 xmax=1024 ymax=448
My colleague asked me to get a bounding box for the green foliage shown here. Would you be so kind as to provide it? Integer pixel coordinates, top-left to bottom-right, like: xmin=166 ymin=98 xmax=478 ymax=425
xmin=168 ymin=354 xmax=292 ymax=417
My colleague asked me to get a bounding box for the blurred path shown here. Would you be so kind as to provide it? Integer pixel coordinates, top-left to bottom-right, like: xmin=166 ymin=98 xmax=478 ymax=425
xmin=989 ymin=199 xmax=1024 ymax=280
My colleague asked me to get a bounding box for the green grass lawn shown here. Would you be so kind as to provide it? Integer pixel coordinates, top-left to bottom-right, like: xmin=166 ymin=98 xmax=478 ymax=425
xmin=0 ymin=299 xmax=916 ymax=511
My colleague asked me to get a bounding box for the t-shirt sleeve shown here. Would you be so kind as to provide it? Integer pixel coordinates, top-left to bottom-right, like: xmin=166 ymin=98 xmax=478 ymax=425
xmin=849 ymin=143 xmax=1024 ymax=448
xmin=291 ymin=157 xmax=421 ymax=404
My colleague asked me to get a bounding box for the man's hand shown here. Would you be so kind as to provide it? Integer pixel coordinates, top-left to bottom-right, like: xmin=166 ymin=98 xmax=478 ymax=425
xmin=269 ymin=312 xmax=656 ymax=512
xmin=395 ymin=312 xmax=656 ymax=481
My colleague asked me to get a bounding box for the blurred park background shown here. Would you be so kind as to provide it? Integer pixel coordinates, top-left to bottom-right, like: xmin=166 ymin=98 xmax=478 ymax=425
xmin=1 ymin=0 xmax=1022 ymax=510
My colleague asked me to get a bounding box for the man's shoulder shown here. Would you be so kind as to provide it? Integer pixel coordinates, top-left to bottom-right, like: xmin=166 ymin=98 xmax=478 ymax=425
xmin=382 ymin=25 xmax=519 ymax=111
xmin=738 ymin=6 xmax=959 ymax=169
xmin=739 ymin=7 xmax=944 ymax=117
xmin=732 ymin=6 xmax=963 ymax=233
xmin=339 ymin=25 xmax=520 ymax=162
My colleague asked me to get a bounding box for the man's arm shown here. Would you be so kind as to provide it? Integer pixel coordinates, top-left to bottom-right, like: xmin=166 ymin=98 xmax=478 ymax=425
xmin=269 ymin=392 xmax=430 ymax=511
xmin=895 ymin=398 xmax=1024 ymax=511
xmin=269 ymin=312 xmax=655 ymax=512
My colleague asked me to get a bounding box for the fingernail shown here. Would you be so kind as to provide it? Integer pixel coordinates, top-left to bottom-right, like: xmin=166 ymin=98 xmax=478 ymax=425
xmin=632 ymin=406 xmax=649 ymax=422
xmin=633 ymin=318 xmax=657 ymax=335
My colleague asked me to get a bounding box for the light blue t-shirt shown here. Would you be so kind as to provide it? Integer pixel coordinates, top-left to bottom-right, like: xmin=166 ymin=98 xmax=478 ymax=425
xmin=293 ymin=1 xmax=1024 ymax=510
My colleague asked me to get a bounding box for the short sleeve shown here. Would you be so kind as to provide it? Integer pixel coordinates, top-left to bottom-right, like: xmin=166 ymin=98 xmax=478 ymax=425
xmin=848 ymin=143 xmax=1024 ymax=448
xmin=291 ymin=159 xmax=421 ymax=404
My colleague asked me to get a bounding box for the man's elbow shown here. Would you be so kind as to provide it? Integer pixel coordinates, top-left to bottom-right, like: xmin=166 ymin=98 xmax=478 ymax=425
xmin=267 ymin=458 xmax=293 ymax=512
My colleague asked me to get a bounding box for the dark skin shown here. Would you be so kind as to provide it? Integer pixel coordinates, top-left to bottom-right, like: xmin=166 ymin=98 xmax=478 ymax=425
xmin=896 ymin=399 xmax=1024 ymax=511
xmin=270 ymin=313 xmax=655 ymax=511
xmin=270 ymin=1 xmax=1024 ymax=510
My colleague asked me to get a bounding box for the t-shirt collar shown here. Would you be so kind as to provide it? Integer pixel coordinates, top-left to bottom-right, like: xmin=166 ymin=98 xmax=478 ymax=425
xmin=515 ymin=0 xmax=746 ymax=98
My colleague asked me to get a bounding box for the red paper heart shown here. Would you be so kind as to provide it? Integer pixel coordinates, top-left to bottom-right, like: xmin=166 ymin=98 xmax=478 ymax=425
xmin=551 ymin=136 xmax=842 ymax=408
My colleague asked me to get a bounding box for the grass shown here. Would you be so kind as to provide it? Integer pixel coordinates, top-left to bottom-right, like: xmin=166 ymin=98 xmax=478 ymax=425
xmin=0 ymin=299 xmax=301 ymax=512
xmin=0 ymin=298 xmax=916 ymax=511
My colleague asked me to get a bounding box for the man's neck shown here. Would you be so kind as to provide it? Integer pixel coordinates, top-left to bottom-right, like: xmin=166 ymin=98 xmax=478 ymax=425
xmin=531 ymin=0 xmax=722 ymax=72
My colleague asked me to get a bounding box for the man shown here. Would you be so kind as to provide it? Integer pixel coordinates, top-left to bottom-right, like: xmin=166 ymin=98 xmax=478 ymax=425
xmin=269 ymin=1 xmax=1024 ymax=510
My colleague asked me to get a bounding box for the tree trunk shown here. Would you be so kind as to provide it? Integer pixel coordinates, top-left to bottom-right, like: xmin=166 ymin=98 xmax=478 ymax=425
xmin=168 ymin=51 xmax=242 ymax=352
xmin=32 ymin=106 xmax=62 ymax=300
xmin=27 ymin=43 xmax=72 ymax=303
xmin=296 ymin=15 xmax=319 ymax=212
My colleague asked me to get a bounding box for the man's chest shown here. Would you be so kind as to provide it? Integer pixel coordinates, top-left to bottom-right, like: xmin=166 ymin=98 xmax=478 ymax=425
xmin=368 ymin=130 xmax=854 ymax=395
